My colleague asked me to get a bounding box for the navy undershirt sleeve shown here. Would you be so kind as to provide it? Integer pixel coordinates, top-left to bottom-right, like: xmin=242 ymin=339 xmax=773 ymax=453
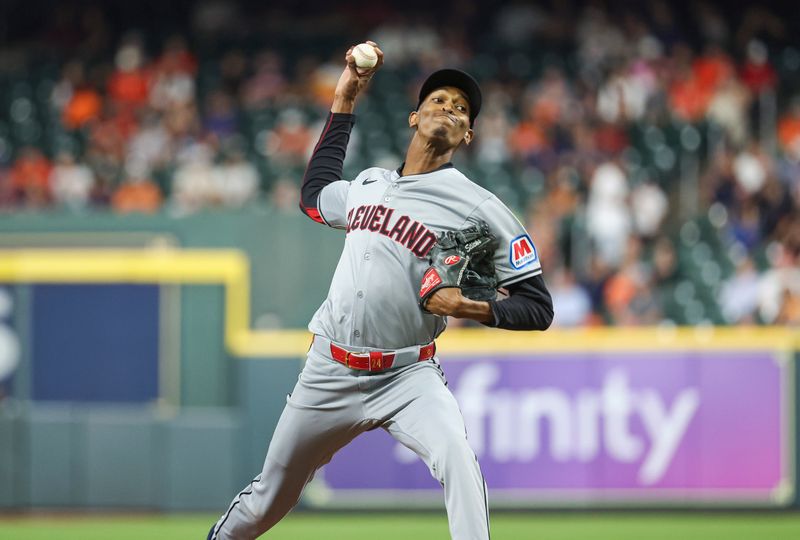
xmin=299 ymin=112 xmax=355 ymax=223
xmin=484 ymin=273 xmax=554 ymax=331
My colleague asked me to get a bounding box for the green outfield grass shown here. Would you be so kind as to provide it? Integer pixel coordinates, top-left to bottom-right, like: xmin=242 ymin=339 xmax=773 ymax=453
xmin=1 ymin=512 xmax=800 ymax=540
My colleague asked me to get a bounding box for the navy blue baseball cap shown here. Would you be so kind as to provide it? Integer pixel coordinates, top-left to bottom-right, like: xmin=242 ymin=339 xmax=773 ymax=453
xmin=417 ymin=68 xmax=482 ymax=126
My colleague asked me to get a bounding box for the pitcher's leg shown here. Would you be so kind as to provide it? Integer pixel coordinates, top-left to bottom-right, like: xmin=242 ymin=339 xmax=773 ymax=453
xmin=210 ymin=353 xmax=364 ymax=540
xmin=381 ymin=364 xmax=490 ymax=540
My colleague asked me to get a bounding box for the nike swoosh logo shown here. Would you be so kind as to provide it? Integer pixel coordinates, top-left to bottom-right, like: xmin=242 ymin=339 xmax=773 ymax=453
xmin=362 ymin=179 xmax=378 ymax=185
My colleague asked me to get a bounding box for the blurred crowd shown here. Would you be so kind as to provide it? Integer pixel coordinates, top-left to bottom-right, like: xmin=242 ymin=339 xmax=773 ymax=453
xmin=0 ymin=0 xmax=798 ymax=326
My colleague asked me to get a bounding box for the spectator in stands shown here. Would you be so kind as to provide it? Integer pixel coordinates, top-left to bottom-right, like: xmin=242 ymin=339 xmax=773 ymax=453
xmin=171 ymin=141 xmax=215 ymax=213
xmin=669 ymin=44 xmax=713 ymax=122
xmin=107 ymin=37 xmax=150 ymax=110
xmin=777 ymin=97 xmax=800 ymax=160
xmin=241 ymin=50 xmax=287 ymax=109
xmin=740 ymin=40 xmax=777 ymax=94
xmin=776 ymin=289 xmax=800 ymax=325
xmin=49 ymin=151 xmax=95 ymax=210
xmin=308 ymin=55 xmax=344 ymax=110
xmin=474 ymin=106 xmax=511 ymax=165
xmin=586 ymin=160 xmax=632 ymax=267
xmin=211 ymin=140 xmax=260 ymax=207
xmin=51 ymin=60 xmax=83 ymax=115
xmin=694 ymin=43 xmax=735 ymax=95
xmin=270 ymin=177 xmax=301 ymax=213
xmin=651 ymin=236 xmax=681 ymax=320
xmin=508 ymin=108 xmax=548 ymax=163
xmin=707 ymin=76 xmax=750 ymax=146
xmin=53 ymin=61 xmax=103 ymax=130
xmin=164 ymin=101 xmax=202 ymax=143
xmin=219 ymin=49 xmax=248 ymax=96
xmin=630 ymin=180 xmax=668 ymax=240
xmin=758 ymin=242 xmax=800 ymax=324
xmin=604 ymin=237 xmax=661 ymax=325
xmin=82 ymin=103 xmax=132 ymax=201
xmin=720 ymin=254 xmax=761 ymax=323
xmin=0 ymin=168 xmax=14 ymax=209
xmin=733 ymin=141 xmax=769 ymax=196
xmin=89 ymin=101 xmax=137 ymax=166
xmin=125 ymin=110 xmax=172 ymax=183
xmin=261 ymin=108 xmax=312 ymax=167
xmin=596 ymin=61 xmax=649 ymax=124
xmin=203 ymin=89 xmax=239 ymax=140
xmin=728 ymin=199 xmax=763 ymax=252
xmin=63 ymin=81 xmax=103 ymax=131
xmin=150 ymin=35 xmax=197 ymax=112
xmin=9 ymin=147 xmax=52 ymax=208
xmin=112 ymin=174 xmax=163 ymax=214
xmin=550 ymin=268 xmax=591 ymax=327
xmin=757 ymin=176 xmax=793 ymax=239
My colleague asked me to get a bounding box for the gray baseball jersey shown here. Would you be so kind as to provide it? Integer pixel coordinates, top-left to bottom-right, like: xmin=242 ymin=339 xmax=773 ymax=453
xmin=311 ymin=164 xmax=542 ymax=349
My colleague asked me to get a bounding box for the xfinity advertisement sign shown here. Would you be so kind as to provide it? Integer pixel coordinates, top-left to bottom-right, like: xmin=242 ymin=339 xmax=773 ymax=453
xmin=319 ymin=351 xmax=792 ymax=505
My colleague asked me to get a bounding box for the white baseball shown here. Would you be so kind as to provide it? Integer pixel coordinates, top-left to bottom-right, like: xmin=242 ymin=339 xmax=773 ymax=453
xmin=352 ymin=43 xmax=378 ymax=71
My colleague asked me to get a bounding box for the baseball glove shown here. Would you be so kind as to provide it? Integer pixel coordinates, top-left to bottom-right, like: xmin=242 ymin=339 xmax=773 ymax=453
xmin=419 ymin=220 xmax=499 ymax=312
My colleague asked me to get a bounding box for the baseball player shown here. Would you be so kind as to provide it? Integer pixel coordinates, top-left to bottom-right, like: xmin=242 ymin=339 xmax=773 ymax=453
xmin=208 ymin=42 xmax=553 ymax=540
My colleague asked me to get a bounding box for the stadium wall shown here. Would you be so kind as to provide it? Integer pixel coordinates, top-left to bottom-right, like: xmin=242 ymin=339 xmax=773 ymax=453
xmin=0 ymin=211 xmax=797 ymax=510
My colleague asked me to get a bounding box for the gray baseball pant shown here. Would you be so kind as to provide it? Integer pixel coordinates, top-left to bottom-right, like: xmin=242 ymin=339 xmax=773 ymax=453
xmin=209 ymin=338 xmax=490 ymax=539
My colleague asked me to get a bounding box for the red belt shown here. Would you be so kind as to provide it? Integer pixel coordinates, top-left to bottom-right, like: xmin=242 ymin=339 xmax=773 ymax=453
xmin=329 ymin=342 xmax=436 ymax=371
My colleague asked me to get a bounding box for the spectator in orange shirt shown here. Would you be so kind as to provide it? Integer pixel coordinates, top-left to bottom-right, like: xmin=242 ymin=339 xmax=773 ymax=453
xmin=261 ymin=108 xmax=312 ymax=167
xmin=669 ymin=66 xmax=712 ymax=122
xmin=668 ymin=43 xmax=730 ymax=122
xmin=9 ymin=147 xmax=52 ymax=207
xmin=603 ymin=237 xmax=659 ymax=325
xmin=63 ymin=83 xmax=102 ymax=129
xmin=508 ymin=119 xmax=548 ymax=160
xmin=111 ymin=175 xmax=163 ymax=213
xmin=52 ymin=60 xmax=102 ymax=129
xmin=778 ymin=98 xmax=800 ymax=159
xmin=692 ymin=43 xmax=734 ymax=93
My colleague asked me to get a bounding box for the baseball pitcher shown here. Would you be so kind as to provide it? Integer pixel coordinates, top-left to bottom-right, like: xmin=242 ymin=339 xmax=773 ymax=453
xmin=208 ymin=41 xmax=554 ymax=540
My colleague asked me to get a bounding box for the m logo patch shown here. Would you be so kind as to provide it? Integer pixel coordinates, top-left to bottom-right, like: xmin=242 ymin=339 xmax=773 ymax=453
xmin=509 ymin=234 xmax=538 ymax=269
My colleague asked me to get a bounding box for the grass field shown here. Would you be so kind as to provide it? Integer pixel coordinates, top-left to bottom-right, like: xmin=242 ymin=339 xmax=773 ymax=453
xmin=1 ymin=512 xmax=800 ymax=540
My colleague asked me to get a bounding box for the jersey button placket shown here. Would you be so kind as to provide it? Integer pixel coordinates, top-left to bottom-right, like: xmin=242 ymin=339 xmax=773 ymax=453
xmin=353 ymin=240 xmax=372 ymax=344
xmin=382 ymin=183 xmax=395 ymax=205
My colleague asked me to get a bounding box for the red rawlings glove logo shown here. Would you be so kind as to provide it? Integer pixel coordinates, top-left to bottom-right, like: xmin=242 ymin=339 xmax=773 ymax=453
xmin=443 ymin=255 xmax=461 ymax=265
xmin=419 ymin=268 xmax=443 ymax=297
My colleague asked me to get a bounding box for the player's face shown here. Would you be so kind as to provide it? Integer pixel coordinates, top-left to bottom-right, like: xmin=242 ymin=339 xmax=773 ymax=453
xmin=410 ymin=87 xmax=474 ymax=148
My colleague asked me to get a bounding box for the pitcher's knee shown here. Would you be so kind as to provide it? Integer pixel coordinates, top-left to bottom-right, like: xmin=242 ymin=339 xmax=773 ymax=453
xmin=223 ymin=459 xmax=306 ymax=537
xmin=431 ymin=436 xmax=479 ymax=477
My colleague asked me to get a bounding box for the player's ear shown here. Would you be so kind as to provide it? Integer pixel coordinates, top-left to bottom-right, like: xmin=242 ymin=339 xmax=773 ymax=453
xmin=463 ymin=128 xmax=474 ymax=145
xmin=409 ymin=111 xmax=419 ymax=128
